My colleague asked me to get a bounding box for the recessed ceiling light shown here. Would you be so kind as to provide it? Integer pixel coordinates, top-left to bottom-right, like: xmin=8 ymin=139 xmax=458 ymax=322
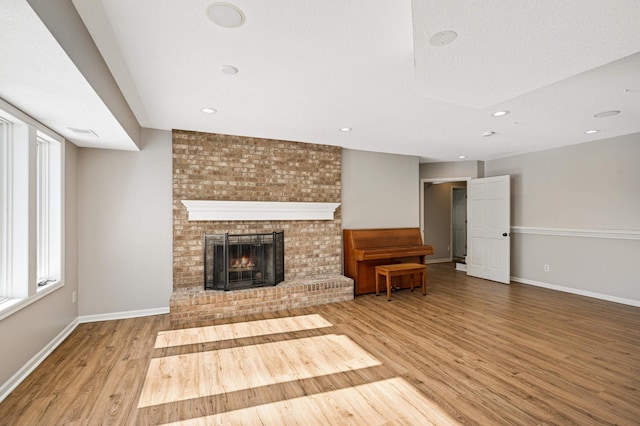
xmin=220 ymin=65 xmax=238 ymax=75
xmin=458 ymin=155 xmax=466 ymax=159
xmin=584 ymin=129 xmax=599 ymax=134
xmin=482 ymin=131 xmax=496 ymax=137
xmin=339 ymin=127 xmax=352 ymax=132
xmin=491 ymin=110 xmax=510 ymax=117
xmin=206 ymin=3 xmax=245 ymax=28
xmin=593 ymin=110 xmax=620 ymax=118
xmin=201 ymin=107 xmax=217 ymax=114
xmin=429 ymin=30 xmax=457 ymax=46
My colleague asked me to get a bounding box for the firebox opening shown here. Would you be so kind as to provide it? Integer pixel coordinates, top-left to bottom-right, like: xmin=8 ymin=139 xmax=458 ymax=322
xmin=204 ymin=231 xmax=284 ymax=291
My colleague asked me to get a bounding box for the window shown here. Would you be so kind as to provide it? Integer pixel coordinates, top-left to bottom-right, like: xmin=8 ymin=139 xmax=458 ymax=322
xmin=36 ymin=134 xmax=61 ymax=289
xmin=0 ymin=100 xmax=64 ymax=314
xmin=0 ymin=118 xmax=10 ymax=302
xmin=37 ymin=137 xmax=50 ymax=285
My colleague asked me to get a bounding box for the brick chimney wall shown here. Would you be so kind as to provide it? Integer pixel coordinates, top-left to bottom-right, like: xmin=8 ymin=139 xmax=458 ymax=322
xmin=172 ymin=130 xmax=342 ymax=290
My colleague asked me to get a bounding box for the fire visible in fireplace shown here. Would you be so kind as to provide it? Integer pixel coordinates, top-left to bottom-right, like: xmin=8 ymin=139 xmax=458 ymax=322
xmin=204 ymin=231 xmax=284 ymax=291
xmin=230 ymin=256 xmax=255 ymax=270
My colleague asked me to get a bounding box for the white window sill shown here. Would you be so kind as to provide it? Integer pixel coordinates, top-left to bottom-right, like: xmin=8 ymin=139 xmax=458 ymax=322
xmin=0 ymin=281 xmax=64 ymax=321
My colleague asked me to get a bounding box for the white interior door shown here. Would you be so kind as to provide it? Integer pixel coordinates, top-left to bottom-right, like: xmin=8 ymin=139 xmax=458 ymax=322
xmin=466 ymin=175 xmax=510 ymax=284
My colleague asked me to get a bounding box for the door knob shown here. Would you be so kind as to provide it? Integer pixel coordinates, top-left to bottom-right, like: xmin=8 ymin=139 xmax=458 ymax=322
xmin=502 ymin=232 xmax=509 ymax=237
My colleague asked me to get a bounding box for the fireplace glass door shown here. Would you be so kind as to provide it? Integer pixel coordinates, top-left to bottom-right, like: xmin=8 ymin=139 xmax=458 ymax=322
xmin=204 ymin=231 xmax=284 ymax=290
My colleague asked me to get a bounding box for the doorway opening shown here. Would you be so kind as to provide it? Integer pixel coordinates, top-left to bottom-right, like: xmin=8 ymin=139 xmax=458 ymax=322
xmin=419 ymin=177 xmax=470 ymax=266
xmin=452 ymin=187 xmax=467 ymax=263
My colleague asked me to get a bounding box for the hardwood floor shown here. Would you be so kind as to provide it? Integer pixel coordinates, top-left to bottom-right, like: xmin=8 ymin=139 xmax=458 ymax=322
xmin=1 ymin=263 xmax=639 ymax=425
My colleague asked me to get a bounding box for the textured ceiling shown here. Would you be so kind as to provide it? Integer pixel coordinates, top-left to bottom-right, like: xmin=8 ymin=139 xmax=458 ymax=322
xmin=412 ymin=1 xmax=640 ymax=108
xmin=3 ymin=1 xmax=640 ymax=160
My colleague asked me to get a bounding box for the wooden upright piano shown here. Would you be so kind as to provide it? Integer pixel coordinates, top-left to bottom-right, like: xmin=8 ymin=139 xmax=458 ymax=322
xmin=343 ymin=228 xmax=434 ymax=295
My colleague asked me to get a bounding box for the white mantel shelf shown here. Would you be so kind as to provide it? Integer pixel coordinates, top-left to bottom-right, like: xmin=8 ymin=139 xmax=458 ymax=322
xmin=181 ymin=200 xmax=341 ymax=221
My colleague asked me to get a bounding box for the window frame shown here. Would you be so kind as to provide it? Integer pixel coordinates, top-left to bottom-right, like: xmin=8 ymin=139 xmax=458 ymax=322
xmin=0 ymin=98 xmax=65 ymax=320
xmin=0 ymin=117 xmax=10 ymax=302
xmin=36 ymin=133 xmax=62 ymax=290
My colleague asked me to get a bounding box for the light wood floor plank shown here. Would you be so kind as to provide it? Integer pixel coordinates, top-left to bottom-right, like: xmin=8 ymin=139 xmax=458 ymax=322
xmin=155 ymin=314 xmax=333 ymax=348
xmin=162 ymin=378 xmax=460 ymax=426
xmin=139 ymin=334 xmax=381 ymax=407
xmin=1 ymin=263 xmax=639 ymax=425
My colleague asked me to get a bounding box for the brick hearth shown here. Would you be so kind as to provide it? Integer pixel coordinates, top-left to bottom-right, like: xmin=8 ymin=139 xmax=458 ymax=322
xmin=170 ymin=275 xmax=353 ymax=326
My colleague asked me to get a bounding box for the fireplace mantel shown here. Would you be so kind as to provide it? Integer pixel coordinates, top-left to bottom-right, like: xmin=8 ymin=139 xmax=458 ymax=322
xmin=181 ymin=200 xmax=340 ymax=221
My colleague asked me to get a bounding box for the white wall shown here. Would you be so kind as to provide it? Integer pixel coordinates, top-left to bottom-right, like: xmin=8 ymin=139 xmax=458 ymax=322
xmin=0 ymin=141 xmax=78 ymax=397
xmin=77 ymin=128 xmax=172 ymax=317
xmin=419 ymin=160 xmax=484 ymax=179
xmin=485 ymin=133 xmax=640 ymax=305
xmin=342 ymin=149 xmax=419 ymax=229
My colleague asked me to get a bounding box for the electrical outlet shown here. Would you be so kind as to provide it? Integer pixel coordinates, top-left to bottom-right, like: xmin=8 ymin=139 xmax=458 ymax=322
xmin=72 ymin=291 xmax=77 ymax=303
xmin=543 ymin=264 xmax=550 ymax=272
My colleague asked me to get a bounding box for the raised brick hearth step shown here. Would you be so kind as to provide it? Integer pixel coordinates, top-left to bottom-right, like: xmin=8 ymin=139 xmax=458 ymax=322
xmin=170 ymin=275 xmax=354 ymax=326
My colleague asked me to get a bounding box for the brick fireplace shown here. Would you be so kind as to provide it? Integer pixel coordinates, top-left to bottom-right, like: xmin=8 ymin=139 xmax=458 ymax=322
xmin=170 ymin=130 xmax=353 ymax=325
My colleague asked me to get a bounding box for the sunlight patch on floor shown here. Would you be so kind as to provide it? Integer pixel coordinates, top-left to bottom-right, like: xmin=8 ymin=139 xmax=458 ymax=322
xmin=139 ymin=334 xmax=381 ymax=407
xmin=160 ymin=377 xmax=460 ymax=425
xmin=155 ymin=314 xmax=333 ymax=348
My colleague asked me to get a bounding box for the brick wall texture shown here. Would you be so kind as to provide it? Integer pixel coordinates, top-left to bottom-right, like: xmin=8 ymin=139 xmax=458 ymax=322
xmin=172 ymin=130 xmax=343 ymax=290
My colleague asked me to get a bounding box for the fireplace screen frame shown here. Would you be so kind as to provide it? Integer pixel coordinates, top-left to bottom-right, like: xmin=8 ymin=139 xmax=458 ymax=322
xmin=204 ymin=231 xmax=284 ymax=291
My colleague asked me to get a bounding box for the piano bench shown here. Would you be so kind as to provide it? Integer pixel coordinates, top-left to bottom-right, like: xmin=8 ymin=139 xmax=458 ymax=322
xmin=375 ymin=263 xmax=427 ymax=301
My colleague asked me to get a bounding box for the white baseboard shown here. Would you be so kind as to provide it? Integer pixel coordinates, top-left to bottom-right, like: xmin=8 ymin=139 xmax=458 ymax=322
xmin=455 ymin=263 xmax=467 ymax=272
xmin=0 ymin=318 xmax=79 ymax=403
xmin=511 ymin=276 xmax=640 ymax=308
xmin=425 ymin=258 xmax=452 ymax=264
xmin=78 ymin=306 xmax=169 ymax=323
